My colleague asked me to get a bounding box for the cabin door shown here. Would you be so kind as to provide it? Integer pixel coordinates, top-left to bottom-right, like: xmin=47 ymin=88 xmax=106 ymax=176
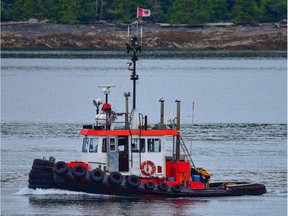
xmin=131 ymin=138 xmax=145 ymax=173
xmin=107 ymin=137 xmax=118 ymax=172
xmin=118 ymin=136 xmax=129 ymax=172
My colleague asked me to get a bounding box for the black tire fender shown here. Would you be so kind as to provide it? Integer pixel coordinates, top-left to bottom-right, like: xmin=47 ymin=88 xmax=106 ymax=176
xmin=171 ymin=184 xmax=182 ymax=193
xmin=125 ymin=175 xmax=140 ymax=188
xmin=30 ymin=169 xmax=52 ymax=174
xmin=33 ymin=159 xmax=54 ymax=167
xmin=108 ymin=172 xmax=123 ymax=186
xmin=29 ymin=172 xmax=53 ymax=179
xmin=72 ymin=164 xmax=87 ymax=178
xmin=32 ymin=165 xmax=53 ymax=172
xmin=144 ymin=181 xmax=155 ymax=190
xmin=53 ymin=175 xmax=66 ymax=184
xmin=53 ymin=161 xmax=68 ymax=175
xmin=90 ymin=168 xmax=104 ymax=183
xmin=28 ymin=178 xmax=53 ymax=185
xmin=158 ymin=182 xmax=169 ymax=192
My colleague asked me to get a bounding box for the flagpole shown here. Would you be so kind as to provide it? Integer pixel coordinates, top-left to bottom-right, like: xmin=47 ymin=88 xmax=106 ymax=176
xmin=140 ymin=24 xmax=143 ymax=51
xmin=136 ymin=18 xmax=139 ymax=39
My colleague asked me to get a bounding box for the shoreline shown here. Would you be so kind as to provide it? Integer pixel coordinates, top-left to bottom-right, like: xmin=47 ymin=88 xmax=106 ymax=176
xmin=1 ymin=23 xmax=287 ymax=50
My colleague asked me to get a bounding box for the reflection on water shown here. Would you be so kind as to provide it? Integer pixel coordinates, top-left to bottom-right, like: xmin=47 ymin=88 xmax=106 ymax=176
xmin=25 ymin=189 xmax=209 ymax=216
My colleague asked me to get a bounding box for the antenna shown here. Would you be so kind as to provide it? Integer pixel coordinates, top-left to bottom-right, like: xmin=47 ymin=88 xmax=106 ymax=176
xmin=190 ymin=102 xmax=195 ymax=159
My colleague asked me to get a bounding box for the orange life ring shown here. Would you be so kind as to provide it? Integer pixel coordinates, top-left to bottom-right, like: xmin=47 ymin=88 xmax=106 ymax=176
xmin=140 ymin=160 xmax=156 ymax=176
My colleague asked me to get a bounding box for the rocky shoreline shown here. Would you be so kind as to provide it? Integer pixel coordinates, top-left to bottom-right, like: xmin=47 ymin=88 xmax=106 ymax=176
xmin=1 ymin=23 xmax=287 ymax=50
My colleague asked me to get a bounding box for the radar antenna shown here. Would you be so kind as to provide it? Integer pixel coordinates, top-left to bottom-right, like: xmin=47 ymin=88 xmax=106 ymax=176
xmin=98 ymin=84 xmax=116 ymax=104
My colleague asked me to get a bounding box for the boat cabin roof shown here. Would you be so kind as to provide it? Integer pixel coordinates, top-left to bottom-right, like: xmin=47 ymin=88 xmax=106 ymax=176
xmin=80 ymin=129 xmax=178 ymax=137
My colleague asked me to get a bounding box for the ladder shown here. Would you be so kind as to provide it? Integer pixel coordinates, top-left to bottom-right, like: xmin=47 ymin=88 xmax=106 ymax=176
xmin=168 ymin=118 xmax=196 ymax=169
xmin=179 ymin=132 xmax=196 ymax=169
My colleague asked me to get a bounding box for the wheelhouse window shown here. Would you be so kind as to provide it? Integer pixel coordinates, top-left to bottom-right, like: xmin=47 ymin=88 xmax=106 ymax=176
xmin=102 ymin=138 xmax=107 ymax=152
xmin=132 ymin=138 xmax=145 ymax=152
xmin=109 ymin=138 xmax=116 ymax=152
xmin=89 ymin=138 xmax=99 ymax=153
xmin=148 ymin=138 xmax=161 ymax=152
xmin=82 ymin=137 xmax=89 ymax=153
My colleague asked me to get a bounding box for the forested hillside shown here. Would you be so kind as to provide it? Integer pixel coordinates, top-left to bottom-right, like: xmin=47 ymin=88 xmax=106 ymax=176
xmin=1 ymin=0 xmax=287 ymax=24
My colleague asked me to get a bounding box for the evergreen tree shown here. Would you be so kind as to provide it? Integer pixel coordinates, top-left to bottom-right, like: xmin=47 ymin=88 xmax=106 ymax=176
xmin=262 ymin=0 xmax=287 ymax=22
xmin=210 ymin=0 xmax=229 ymax=22
xmin=0 ymin=0 xmax=286 ymax=24
xmin=226 ymin=0 xmax=236 ymax=12
xmin=1 ymin=0 xmax=13 ymax=21
xmin=168 ymin=0 xmax=194 ymax=24
xmin=156 ymin=0 xmax=173 ymax=23
xmin=232 ymin=0 xmax=262 ymax=24
xmin=46 ymin=0 xmax=62 ymax=23
xmin=152 ymin=0 xmax=166 ymax=22
xmin=107 ymin=0 xmax=140 ymax=23
xmin=77 ymin=0 xmax=97 ymax=23
xmin=9 ymin=0 xmax=35 ymax=21
xmin=194 ymin=0 xmax=213 ymax=23
xmin=58 ymin=0 xmax=78 ymax=23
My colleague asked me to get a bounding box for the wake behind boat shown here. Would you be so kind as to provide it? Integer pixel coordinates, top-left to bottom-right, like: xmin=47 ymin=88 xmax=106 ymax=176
xmin=28 ymin=19 xmax=266 ymax=198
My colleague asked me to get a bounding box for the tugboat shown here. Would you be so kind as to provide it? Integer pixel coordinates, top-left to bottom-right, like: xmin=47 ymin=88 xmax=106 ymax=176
xmin=28 ymin=21 xmax=266 ymax=198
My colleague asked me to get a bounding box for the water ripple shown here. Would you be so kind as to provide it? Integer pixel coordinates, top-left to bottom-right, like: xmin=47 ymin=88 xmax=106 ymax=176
xmin=1 ymin=123 xmax=286 ymax=142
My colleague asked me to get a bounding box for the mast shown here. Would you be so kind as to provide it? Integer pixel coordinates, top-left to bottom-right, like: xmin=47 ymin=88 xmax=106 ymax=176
xmin=126 ymin=20 xmax=142 ymax=110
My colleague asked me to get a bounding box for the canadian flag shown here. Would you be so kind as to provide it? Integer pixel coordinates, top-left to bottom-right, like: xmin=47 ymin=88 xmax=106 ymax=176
xmin=137 ymin=7 xmax=151 ymax=17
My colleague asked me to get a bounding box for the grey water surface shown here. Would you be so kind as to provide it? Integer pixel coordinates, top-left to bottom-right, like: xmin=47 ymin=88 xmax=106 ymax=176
xmin=1 ymin=50 xmax=287 ymax=215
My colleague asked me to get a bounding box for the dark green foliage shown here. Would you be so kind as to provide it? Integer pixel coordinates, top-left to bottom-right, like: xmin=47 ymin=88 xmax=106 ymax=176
xmin=168 ymin=0 xmax=194 ymax=24
xmin=210 ymin=0 xmax=230 ymax=22
xmin=261 ymin=0 xmax=287 ymax=22
xmin=106 ymin=0 xmax=139 ymax=23
xmin=232 ymin=0 xmax=263 ymax=24
xmin=1 ymin=0 xmax=286 ymax=24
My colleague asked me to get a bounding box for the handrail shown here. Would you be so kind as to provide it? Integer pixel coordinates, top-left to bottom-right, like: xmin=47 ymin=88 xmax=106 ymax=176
xmin=179 ymin=132 xmax=196 ymax=169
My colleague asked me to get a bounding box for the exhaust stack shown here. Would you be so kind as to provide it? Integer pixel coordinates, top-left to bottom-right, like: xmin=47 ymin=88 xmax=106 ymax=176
xmin=159 ymin=98 xmax=165 ymax=124
xmin=175 ymin=99 xmax=181 ymax=161
xmin=124 ymin=92 xmax=130 ymax=129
